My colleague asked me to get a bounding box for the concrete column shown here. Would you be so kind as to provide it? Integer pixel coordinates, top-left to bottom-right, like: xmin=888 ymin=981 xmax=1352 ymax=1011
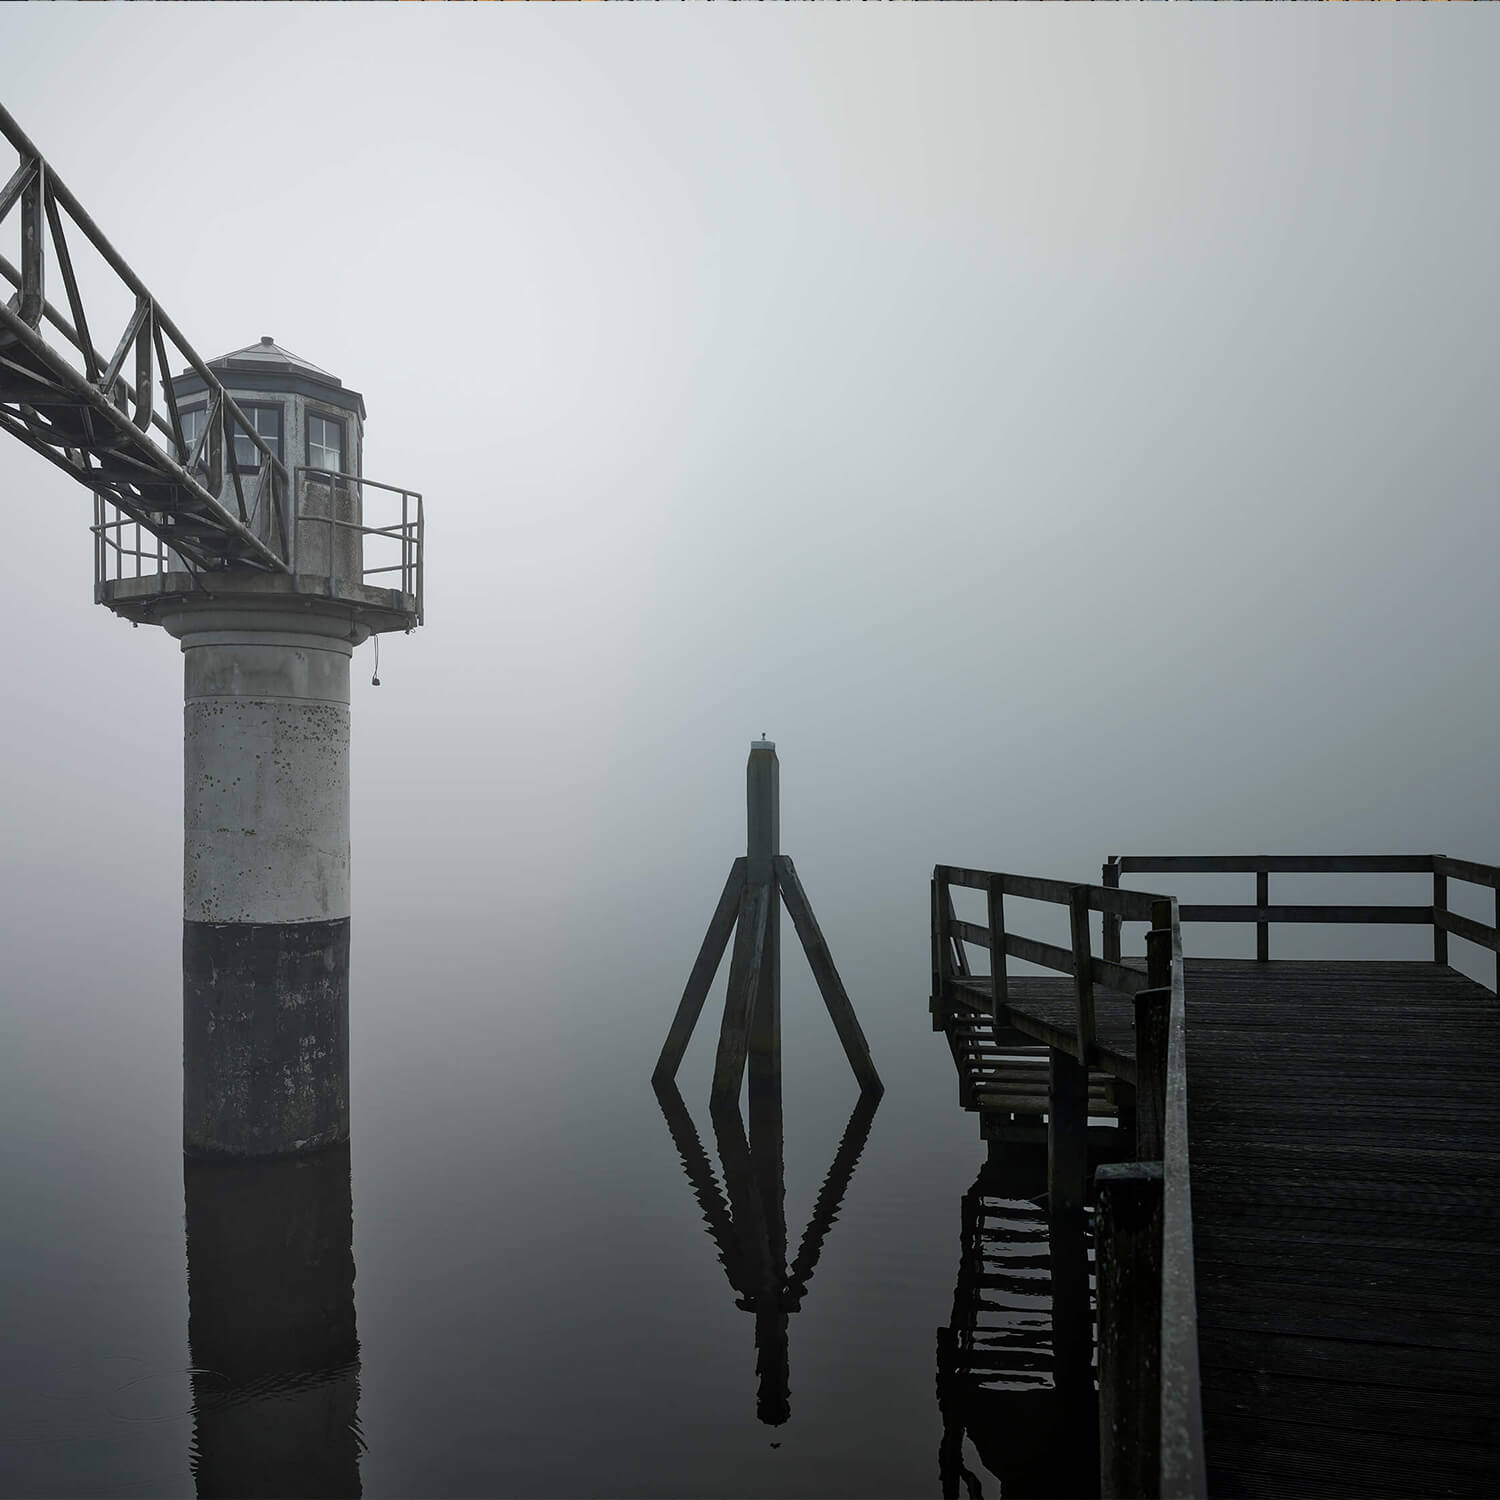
xmin=161 ymin=602 xmax=360 ymax=1158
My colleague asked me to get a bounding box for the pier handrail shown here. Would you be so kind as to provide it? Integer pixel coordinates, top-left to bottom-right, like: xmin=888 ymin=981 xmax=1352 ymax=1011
xmin=1156 ymin=894 xmax=1205 ymax=1498
xmin=1102 ymin=853 xmax=1500 ymax=983
xmin=933 ymin=864 xmax=1157 ymax=1063
xmin=930 ymin=864 xmax=1205 ymax=1495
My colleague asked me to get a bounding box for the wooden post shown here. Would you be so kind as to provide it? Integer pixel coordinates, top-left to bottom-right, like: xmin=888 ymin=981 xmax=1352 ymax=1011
xmin=1256 ymin=868 xmax=1269 ymax=962
xmin=986 ymin=873 xmax=1009 ymax=1023
xmin=1048 ymin=1047 xmax=1089 ymax=1217
xmin=930 ymin=875 xmax=945 ymax=1032
xmin=934 ymin=869 xmax=954 ymax=1032
xmin=1433 ymin=870 xmax=1448 ymax=966
xmin=1069 ymin=885 xmax=1097 ymax=1064
xmin=1102 ymin=856 xmax=1122 ymax=964
xmin=659 ymin=741 xmax=879 ymax=1102
xmin=711 ymin=882 xmax=768 ymax=1109
xmin=1096 ymin=1161 xmax=1165 ymax=1500
xmin=746 ymin=740 xmax=781 ymax=1102
xmin=1135 ymin=901 xmax=1173 ymax=1160
xmin=946 ymin=887 xmax=972 ymax=979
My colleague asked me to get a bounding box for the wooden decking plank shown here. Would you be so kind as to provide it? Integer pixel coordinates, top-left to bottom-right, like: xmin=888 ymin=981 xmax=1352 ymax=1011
xmin=1194 ymin=1254 xmax=1500 ymax=1314
xmin=1202 ymin=1413 xmax=1500 ymax=1495
xmin=1197 ymin=1297 xmax=1495 ymax=1353
xmin=1194 ymin=1222 xmax=1500 ymax=1265
xmin=1169 ymin=957 xmax=1500 ymax=1494
xmin=1205 ymin=1464 xmax=1406 ymax=1500
xmin=1199 ymin=1365 xmax=1498 ymax=1446
xmin=1192 ymin=1328 xmax=1500 ymax=1395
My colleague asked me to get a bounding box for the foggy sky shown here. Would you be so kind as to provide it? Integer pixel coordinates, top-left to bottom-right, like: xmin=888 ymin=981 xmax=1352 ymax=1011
xmin=3 ymin=7 xmax=1498 ymax=1039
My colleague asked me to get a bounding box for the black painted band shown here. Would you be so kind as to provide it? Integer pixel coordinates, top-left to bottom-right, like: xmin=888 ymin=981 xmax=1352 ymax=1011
xmin=183 ymin=918 xmax=350 ymax=1160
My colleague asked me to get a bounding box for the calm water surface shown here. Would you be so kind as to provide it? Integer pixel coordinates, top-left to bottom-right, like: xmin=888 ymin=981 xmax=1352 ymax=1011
xmin=2 ymin=850 xmax=1084 ymax=1498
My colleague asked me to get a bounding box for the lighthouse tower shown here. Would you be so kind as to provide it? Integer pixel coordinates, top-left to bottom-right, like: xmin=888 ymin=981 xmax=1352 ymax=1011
xmin=96 ymin=338 xmax=423 ymax=1159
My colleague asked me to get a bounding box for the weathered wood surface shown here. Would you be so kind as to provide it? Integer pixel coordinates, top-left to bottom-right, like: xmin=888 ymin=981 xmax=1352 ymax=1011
xmin=775 ymin=855 xmax=882 ymax=1096
xmin=710 ymin=882 xmax=768 ymax=1108
xmin=653 ymin=859 xmax=747 ymax=1084
xmin=951 ymin=973 xmax=1141 ymax=1083
xmin=995 ymin=956 xmax=1500 ymax=1498
xmin=943 ymin=1004 xmax=1120 ymax=1121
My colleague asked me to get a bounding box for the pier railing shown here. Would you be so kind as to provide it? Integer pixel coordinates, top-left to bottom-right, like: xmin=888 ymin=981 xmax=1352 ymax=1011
xmin=1102 ymin=854 xmax=1500 ymax=987
xmin=930 ymin=865 xmax=1205 ymax=1497
xmin=932 ymin=865 xmax=1158 ymax=1061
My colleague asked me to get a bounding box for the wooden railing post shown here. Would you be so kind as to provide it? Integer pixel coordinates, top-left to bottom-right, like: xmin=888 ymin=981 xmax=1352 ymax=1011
xmin=1096 ymin=1160 xmax=1165 ymax=1500
xmin=1103 ymin=856 xmax=1122 ymax=964
xmin=1434 ymin=869 xmax=1449 ymax=966
xmin=931 ymin=871 xmax=950 ymax=1033
xmin=1256 ymin=868 xmax=1269 ymax=962
xmin=986 ymin=873 xmax=1008 ymax=1023
xmin=946 ymin=886 xmax=972 ymax=979
xmin=1068 ymin=885 xmax=1097 ymax=1064
xmin=1136 ymin=902 xmax=1172 ymax=1160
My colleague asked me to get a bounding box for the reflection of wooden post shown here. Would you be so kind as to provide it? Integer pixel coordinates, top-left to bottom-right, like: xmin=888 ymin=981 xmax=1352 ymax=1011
xmin=653 ymin=1075 xmax=879 ymax=1430
xmin=656 ymin=741 xmax=882 ymax=1106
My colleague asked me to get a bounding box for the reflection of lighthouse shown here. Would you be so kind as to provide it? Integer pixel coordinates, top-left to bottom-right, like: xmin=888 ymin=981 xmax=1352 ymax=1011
xmin=184 ymin=1147 xmax=363 ymax=1498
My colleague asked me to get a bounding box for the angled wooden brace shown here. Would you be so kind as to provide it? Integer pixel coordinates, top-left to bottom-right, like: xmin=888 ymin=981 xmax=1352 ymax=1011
xmin=652 ymin=858 xmax=747 ymax=1085
xmin=776 ymin=854 xmax=883 ymax=1097
xmin=711 ymin=880 xmax=770 ymax=1109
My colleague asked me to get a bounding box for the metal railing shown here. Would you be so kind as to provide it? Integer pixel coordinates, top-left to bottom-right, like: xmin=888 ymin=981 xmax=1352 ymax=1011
xmin=93 ymin=493 xmax=168 ymax=583
xmin=294 ymin=468 xmax=423 ymax=623
xmin=93 ymin=464 xmax=423 ymax=626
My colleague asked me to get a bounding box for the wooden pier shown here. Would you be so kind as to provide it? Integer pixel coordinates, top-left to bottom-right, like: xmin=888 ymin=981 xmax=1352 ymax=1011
xmin=931 ymin=855 xmax=1500 ymax=1498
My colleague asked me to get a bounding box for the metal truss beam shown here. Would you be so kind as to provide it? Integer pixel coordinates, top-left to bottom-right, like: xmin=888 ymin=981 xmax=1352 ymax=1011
xmin=0 ymin=103 xmax=290 ymax=574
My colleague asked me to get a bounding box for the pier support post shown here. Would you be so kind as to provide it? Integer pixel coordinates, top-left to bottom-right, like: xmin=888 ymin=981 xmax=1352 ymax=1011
xmin=1048 ymin=1047 xmax=1089 ymax=1218
xmin=1096 ymin=1161 xmax=1165 ymax=1500
xmin=165 ymin=602 xmax=358 ymax=1159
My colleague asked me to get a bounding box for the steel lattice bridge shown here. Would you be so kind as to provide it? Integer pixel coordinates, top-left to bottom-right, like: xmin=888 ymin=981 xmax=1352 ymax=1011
xmin=1 ymin=102 xmax=304 ymax=577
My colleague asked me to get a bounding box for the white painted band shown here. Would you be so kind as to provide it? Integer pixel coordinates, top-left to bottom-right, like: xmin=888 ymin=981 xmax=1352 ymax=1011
xmin=182 ymin=638 xmax=351 ymax=924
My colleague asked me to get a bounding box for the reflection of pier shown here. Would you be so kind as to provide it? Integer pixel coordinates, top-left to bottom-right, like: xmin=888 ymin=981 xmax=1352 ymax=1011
xmin=184 ymin=1146 xmax=363 ymax=1498
xmin=654 ymin=1079 xmax=879 ymax=1426
xmin=936 ymin=1150 xmax=1098 ymax=1500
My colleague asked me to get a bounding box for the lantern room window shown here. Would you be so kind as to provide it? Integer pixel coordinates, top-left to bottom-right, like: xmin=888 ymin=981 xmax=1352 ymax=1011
xmin=178 ymin=405 xmax=207 ymax=465
xmin=308 ymin=413 xmax=345 ymax=475
xmin=232 ymin=403 xmax=282 ymax=472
